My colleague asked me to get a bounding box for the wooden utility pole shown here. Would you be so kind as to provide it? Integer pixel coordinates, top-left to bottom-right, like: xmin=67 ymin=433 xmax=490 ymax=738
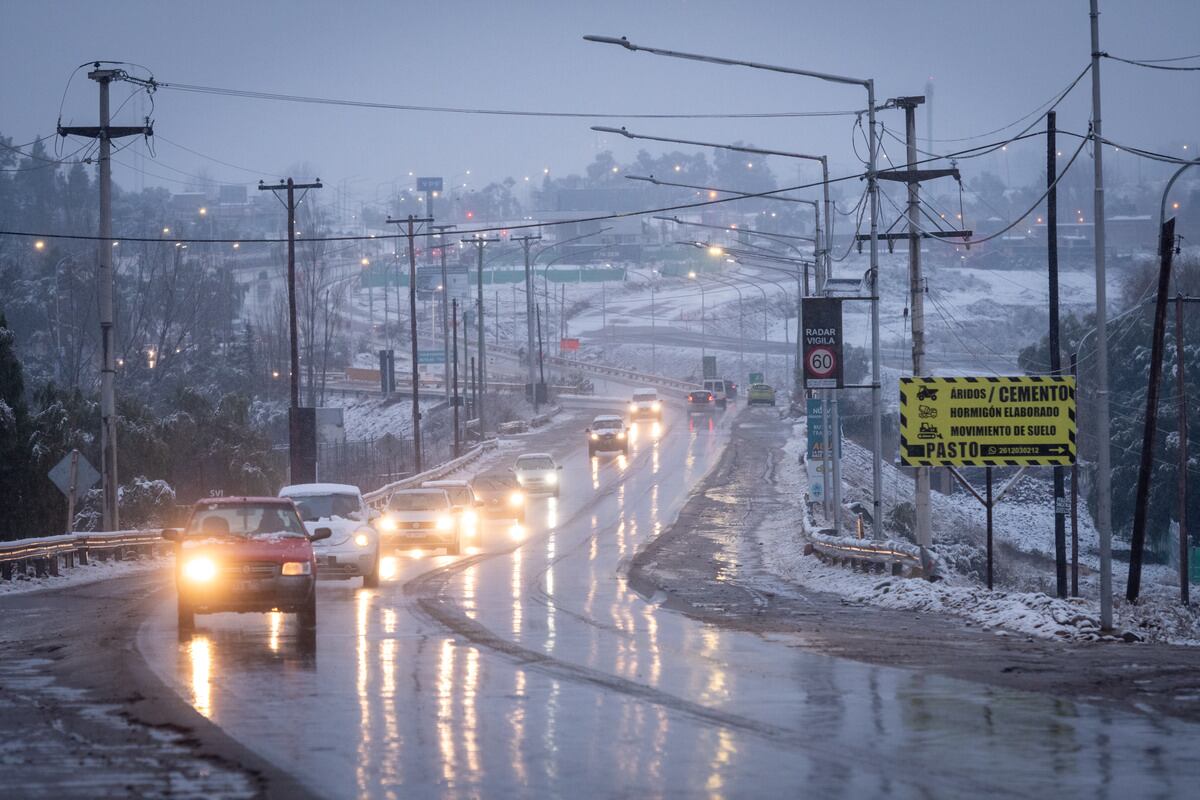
xmin=260 ymin=177 xmax=323 ymax=484
xmin=512 ymin=234 xmax=543 ymax=410
xmin=1177 ymin=293 xmax=1190 ymax=605
xmin=1047 ymin=111 xmax=1068 ymax=598
xmin=451 ymin=298 xmax=460 ymax=458
xmin=463 ymin=235 xmax=500 ymax=435
xmin=431 ymin=224 xmax=456 ymax=400
xmin=59 ymin=66 xmax=153 ymax=530
xmin=387 ymin=215 xmax=433 ymax=473
xmin=1127 ymin=218 xmax=1176 ymax=601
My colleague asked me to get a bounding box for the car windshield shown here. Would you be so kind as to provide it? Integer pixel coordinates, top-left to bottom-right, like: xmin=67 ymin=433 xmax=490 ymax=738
xmin=594 ymin=419 xmax=622 ymax=430
xmin=429 ymin=486 xmax=472 ymax=505
xmin=516 ymin=456 xmax=555 ymax=470
xmin=473 ymin=474 xmax=516 ymax=492
xmin=388 ymin=492 xmax=448 ymax=511
xmin=633 ymin=392 xmax=656 ymax=402
xmin=187 ymin=503 xmax=307 ymax=539
xmin=691 ymin=392 xmax=712 ymax=400
xmin=290 ymin=493 xmax=361 ymax=522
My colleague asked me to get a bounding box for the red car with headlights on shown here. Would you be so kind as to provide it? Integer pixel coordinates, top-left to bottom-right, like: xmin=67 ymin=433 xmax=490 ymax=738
xmin=162 ymin=497 xmax=331 ymax=631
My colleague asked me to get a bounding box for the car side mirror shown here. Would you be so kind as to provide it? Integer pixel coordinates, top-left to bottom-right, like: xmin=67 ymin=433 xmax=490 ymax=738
xmin=161 ymin=528 xmax=182 ymax=542
xmin=557 ymin=465 xmax=563 ymax=470
xmin=311 ymin=527 xmax=333 ymax=542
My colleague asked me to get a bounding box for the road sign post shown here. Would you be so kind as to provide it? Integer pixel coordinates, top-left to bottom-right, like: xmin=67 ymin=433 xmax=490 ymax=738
xmin=903 ymin=376 xmax=1077 ymax=588
xmin=49 ymin=450 xmax=101 ymax=534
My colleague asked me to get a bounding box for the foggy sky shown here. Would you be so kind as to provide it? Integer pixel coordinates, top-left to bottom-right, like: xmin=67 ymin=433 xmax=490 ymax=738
xmin=3 ymin=0 xmax=1198 ymax=209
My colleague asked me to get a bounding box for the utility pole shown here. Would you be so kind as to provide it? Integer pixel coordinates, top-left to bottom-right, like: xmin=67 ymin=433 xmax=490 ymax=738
xmin=1089 ymin=0 xmax=1114 ymax=630
xmin=1127 ymin=218 xmax=1175 ymax=601
xmin=513 ymin=234 xmax=543 ymax=409
xmin=58 ymin=66 xmax=153 ymax=531
xmin=432 ymin=224 xmax=456 ymax=400
xmin=1177 ymin=293 xmax=1190 ymax=606
xmin=387 ymin=214 xmax=433 ymax=473
xmin=1047 ymin=111 xmax=1068 ymax=598
xmin=464 ymin=235 xmax=500 ymax=435
xmin=901 ymin=96 xmax=931 ymax=558
xmin=451 ymin=298 xmax=460 ymax=458
xmin=259 ymin=177 xmax=323 ymax=484
xmin=878 ymin=95 xmax=961 ymax=553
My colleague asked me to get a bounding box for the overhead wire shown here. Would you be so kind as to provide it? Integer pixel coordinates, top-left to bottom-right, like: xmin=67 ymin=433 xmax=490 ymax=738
xmin=1103 ymin=53 xmax=1200 ymax=72
xmin=918 ymin=64 xmax=1092 ymax=145
xmin=158 ymin=80 xmax=860 ymax=120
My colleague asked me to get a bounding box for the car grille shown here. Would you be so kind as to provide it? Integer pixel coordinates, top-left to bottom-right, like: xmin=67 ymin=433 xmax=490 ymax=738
xmin=220 ymin=561 xmax=277 ymax=578
xmin=399 ymin=520 xmax=435 ymax=530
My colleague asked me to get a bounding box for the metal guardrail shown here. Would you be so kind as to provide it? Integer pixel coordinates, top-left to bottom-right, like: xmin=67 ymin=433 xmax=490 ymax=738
xmin=0 ymin=529 xmax=166 ymax=581
xmin=362 ymin=439 xmax=500 ymax=509
xmin=806 ymin=533 xmax=934 ymax=579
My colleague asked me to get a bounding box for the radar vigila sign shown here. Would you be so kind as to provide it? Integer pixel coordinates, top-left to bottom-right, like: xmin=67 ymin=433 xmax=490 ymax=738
xmin=802 ymin=298 xmax=843 ymax=389
xmin=899 ymin=376 xmax=1076 ymax=467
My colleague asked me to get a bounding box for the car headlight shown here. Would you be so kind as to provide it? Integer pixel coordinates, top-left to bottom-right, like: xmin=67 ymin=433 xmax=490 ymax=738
xmin=182 ymin=556 xmax=217 ymax=582
xmin=629 ymin=402 xmax=638 ymax=412
xmin=508 ymin=490 xmax=525 ymax=507
xmin=617 ymin=431 xmax=626 ymax=439
xmin=436 ymin=515 xmax=453 ymax=531
xmin=652 ymin=401 xmax=661 ymax=411
xmin=590 ymin=432 xmax=599 ymax=440
xmin=354 ymin=531 xmax=372 ymax=547
xmin=282 ymin=561 xmax=311 ymax=576
xmin=545 ymin=472 xmax=558 ymax=485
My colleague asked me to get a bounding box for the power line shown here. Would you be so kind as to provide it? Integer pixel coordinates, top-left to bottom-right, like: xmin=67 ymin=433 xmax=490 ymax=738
xmin=918 ymin=64 xmax=1092 ymax=144
xmin=158 ymin=80 xmax=861 ymax=120
xmin=1103 ymin=53 xmax=1200 ymax=72
xmin=0 ymin=129 xmax=1053 ymax=246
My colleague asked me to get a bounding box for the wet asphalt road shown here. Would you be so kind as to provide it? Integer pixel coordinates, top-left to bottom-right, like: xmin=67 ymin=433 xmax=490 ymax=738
xmin=130 ymin=404 xmax=1199 ymax=799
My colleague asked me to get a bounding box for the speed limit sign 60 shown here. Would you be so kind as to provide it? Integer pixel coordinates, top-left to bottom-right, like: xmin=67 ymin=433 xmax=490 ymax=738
xmin=802 ymin=297 xmax=843 ymax=389
xmin=807 ymin=347 xmax=836 ymax=377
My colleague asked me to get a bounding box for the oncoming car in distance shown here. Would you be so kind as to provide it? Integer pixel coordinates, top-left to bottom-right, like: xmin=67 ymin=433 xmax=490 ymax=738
xmin=422 ymin=479 xmax=483 ymax=538
xmin=379 ymin=488 xmax=462 ymax=554
xmin=628 ymin=388 xmax=663 ymax=421
xmin=279 ymin=483 xmax=381 ymax=588
xmin=512 ymin=452 xmax=562 ymax=497
xmin=587 ymin=414 xmax=629 ymax=456
xmin=163 ymin=497 xmax=331 ymax=631
xmin=471 ymin=472 xmax=527 ymax=523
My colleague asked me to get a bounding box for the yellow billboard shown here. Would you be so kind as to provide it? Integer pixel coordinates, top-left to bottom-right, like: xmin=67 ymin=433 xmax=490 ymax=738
xmin=899 ymin=376 xmax=1076 ymax=467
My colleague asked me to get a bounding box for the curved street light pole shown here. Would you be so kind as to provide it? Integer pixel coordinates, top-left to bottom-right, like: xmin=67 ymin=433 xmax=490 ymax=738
xmin=586 ymin=35 xmax=880 ymax=536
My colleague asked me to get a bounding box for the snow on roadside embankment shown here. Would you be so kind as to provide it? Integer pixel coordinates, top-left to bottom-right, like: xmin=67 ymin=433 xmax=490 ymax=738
xmin=0 ymin=552 xmax=170 ymax=598
xmin=760 ymin=423 xmax=1200 ymax=646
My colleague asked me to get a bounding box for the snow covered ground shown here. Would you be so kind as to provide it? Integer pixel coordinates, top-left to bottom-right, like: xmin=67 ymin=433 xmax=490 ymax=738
xmin=761 ymin=422 xmax=1200 ymax=646
xmin=0 ymin=552 xmax=169 ymax=597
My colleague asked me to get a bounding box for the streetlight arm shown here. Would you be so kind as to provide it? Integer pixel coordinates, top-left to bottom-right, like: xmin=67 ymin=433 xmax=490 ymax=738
xmin=583 ymin=35 xmax=869 ymax=88
xmin=627 ymin=173 xmax=816 ymax=207
xmin=598 ymin=126 xmax=827 ymax=163
xmin=1160 ymin=158 xmax=1200 ymax=247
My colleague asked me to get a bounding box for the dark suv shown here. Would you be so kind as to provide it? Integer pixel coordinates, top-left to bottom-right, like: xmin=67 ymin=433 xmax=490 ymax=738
xmin=163 ymin=497 xmax=331 ymax=631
